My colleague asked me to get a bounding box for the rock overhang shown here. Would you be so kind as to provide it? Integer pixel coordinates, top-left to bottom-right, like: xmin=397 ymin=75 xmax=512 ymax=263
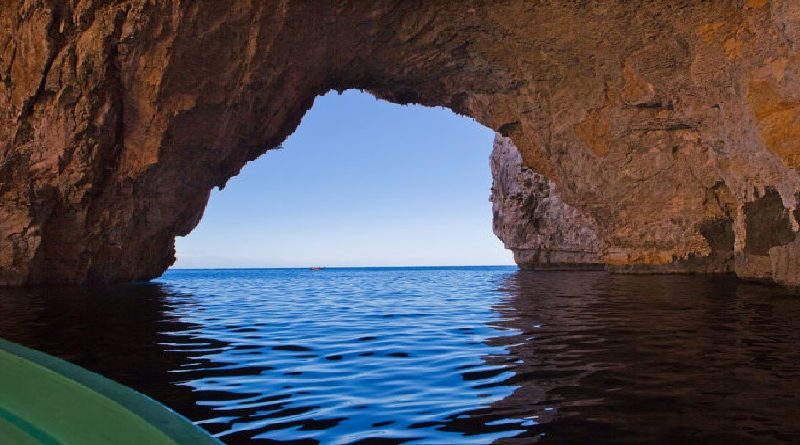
xmin=0 ymin=1 xmax=799 ymax=287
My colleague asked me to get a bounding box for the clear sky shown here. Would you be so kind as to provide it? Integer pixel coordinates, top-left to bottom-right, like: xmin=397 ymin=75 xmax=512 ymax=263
xmin=173 ymin=90 xmax=514 ymax=268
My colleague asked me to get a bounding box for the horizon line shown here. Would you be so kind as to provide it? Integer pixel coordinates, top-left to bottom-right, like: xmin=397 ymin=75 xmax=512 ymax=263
xmin=168 ymin=264 xmax=518 ymax=271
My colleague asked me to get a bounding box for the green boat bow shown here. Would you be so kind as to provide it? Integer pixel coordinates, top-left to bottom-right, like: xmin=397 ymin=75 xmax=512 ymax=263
xmin=0 ymin=338 xmax=223 ymax=445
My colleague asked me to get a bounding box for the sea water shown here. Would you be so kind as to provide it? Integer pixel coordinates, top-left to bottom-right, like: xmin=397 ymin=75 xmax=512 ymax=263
xmin=1 ymin=267 xmax=799 ymax=444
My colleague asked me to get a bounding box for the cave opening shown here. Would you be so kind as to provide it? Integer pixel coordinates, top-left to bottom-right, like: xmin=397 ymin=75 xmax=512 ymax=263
xmin=172 ymin=90 xmax=514 ymax=269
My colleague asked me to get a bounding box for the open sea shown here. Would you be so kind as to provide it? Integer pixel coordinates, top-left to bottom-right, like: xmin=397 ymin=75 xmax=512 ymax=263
xmin=1 ymin=267 xmax=799 ymax=444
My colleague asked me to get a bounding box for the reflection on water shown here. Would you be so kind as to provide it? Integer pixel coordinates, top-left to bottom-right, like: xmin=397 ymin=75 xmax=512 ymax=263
xmin=0 ymin=283 xmax=226 ymax=424
xmin=0 ymin=268 xmax=799 ymax=444
xmin=473 ymin=272 xmax=800 ymax=444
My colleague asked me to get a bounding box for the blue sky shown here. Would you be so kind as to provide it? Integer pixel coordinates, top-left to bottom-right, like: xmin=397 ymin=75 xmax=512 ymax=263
xmin=173 ymin=90 xmax=513 ymax=268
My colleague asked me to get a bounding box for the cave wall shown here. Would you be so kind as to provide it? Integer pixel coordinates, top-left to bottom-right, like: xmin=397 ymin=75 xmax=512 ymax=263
xmin=1 ymin=1 xmax=799 ymax=286
xmin=491 ymin=134 xmax=604 ymax=270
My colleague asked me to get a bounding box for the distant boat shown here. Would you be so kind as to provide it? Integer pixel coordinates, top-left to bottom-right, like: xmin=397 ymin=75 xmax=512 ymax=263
xmin=310 ymin=266 xmax=325 ymax=271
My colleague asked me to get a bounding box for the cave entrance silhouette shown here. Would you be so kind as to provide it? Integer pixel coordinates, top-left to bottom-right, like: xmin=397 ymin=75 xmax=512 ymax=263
xmin=173 ymin=90 xmax=514 ymax=270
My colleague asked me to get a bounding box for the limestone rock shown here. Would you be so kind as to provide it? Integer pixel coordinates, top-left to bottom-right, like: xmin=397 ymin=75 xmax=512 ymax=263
xmin=770 ymin=238 xmax=800 ymax=287
xmin=491 ymin=135 xmax=603 ymax=270
xmin=0 ymin=1 xmax=799 ymax=286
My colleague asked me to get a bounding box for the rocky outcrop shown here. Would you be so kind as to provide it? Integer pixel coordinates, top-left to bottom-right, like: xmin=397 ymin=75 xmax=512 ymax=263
xmin=1 ymin=1 xmax=799 ymax=286
xmin=490 ymin=136 xmax=740 ymax=274
xmin=770 ymin=239 xmax=800 ymax=288
xmin=491 ymin=135 xmax=603 ymax=270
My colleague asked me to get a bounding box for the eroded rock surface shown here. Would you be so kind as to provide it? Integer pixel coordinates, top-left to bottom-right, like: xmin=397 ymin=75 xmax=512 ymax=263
xmin=1 ymin=1 xmax=799 ymax=286
xmin=491 ymin=135 xmax=603 ymax=270
xmin=770 ymin=239 xmax=800 ymax=288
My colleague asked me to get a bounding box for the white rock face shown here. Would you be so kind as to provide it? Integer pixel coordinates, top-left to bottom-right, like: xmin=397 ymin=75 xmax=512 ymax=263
xmin=491 ymin=135 xmax=604 ymax=269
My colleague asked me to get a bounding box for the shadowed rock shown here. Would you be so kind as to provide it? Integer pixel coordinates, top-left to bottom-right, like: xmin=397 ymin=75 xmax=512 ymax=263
xmin=1 ymin=1 xmax=799 ymax=286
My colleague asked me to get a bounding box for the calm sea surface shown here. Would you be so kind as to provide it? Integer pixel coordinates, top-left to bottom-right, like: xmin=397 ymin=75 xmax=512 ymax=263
xmin=1 ymin=267 xmax=799 ymax=444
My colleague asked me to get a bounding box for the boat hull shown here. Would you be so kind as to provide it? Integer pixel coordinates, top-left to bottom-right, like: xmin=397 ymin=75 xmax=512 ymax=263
xmin=0 ymin=338 xmax=222 ymax=445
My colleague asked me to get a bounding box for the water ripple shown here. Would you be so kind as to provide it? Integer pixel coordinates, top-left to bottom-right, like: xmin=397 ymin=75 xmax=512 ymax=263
xmin=1 ymin=267 xmax=799 ymax=444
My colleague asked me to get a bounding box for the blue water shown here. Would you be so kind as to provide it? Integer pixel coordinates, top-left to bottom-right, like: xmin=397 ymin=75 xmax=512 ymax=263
xmin=1 ymin=267 xmax=800 ymax=444
xmin=162 ymin=267 xmax=519 ymax=444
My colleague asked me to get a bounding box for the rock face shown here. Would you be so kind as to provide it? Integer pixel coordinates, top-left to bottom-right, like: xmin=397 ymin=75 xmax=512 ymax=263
xmin=491 ymin=136 xmax=739 ymax=275
xmin=1 ymin=1 xmax=799 ymax=286
xmin=491 ymin=135 xmax=603 ymax=270
xmin=770 ymin=239 xmax=800 ymax=287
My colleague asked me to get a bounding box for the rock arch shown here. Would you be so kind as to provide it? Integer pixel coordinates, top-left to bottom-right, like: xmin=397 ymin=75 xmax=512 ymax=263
xmin=1 ymin=1 xmax=799 ymax=286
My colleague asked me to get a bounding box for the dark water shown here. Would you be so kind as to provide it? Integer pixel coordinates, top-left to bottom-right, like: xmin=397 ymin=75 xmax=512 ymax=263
xmin=1 ymin=267 xmax=799 ymax=444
